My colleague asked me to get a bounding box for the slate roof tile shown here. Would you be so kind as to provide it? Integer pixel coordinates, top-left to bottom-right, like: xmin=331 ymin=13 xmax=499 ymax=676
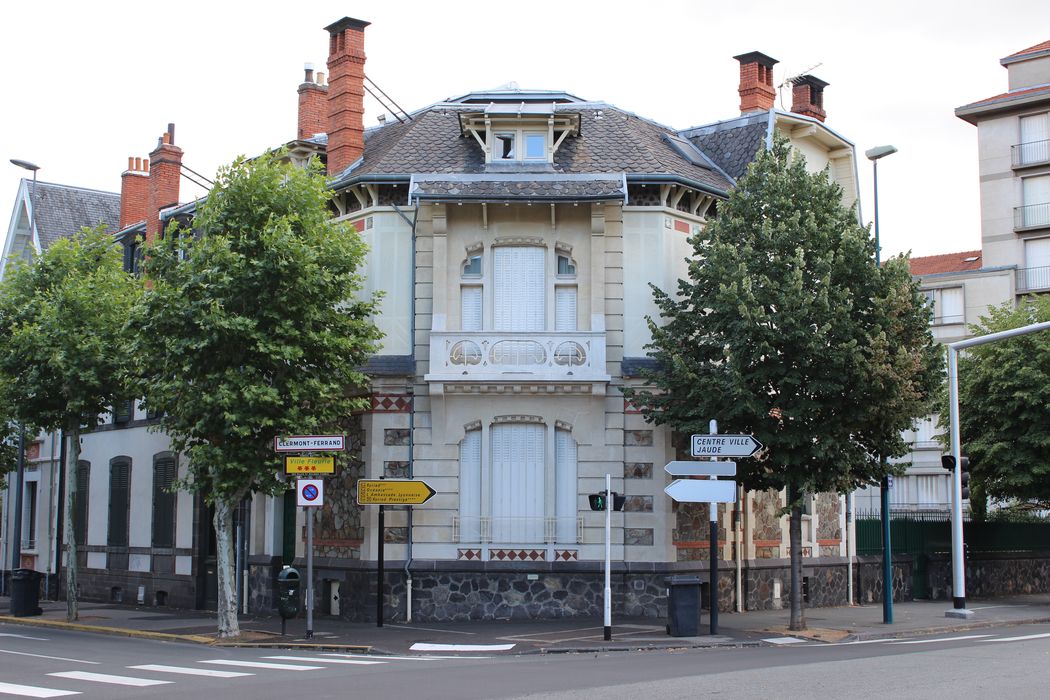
xmin=28 ymin=182 xmax=121 ymax=250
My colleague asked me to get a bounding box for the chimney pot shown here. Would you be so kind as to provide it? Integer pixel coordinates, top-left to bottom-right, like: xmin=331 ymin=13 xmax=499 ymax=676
xmin=733 ymin=51 xmax=778 ymax=114
xmin=790 ymin=75 xmax=829 ymax=122
xmin=304 ymin=62 xmax=315 ymax=83
xmin=316 ymin=71 xmax=325 ymax=85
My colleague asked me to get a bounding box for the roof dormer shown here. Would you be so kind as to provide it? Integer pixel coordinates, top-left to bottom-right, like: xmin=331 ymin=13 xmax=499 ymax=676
xmin=459 ymin=103 xmax=581 ymax=165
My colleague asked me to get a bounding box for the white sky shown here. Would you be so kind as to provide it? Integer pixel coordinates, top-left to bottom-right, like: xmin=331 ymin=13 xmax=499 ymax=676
xmin=3 ymin=0 xmax=1049 ymax=259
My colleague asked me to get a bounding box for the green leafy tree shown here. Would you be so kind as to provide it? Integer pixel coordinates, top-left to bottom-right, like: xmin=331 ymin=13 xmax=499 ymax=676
xmin=0 ymin=225 xmax=142 ymax=620
xmin=128 ymin=152 xmax=382 ymax=637
xmin=626 ymin=136 xmax=939 ymax=630
xmin=942 ymin=295 xmax=1050 ymax=511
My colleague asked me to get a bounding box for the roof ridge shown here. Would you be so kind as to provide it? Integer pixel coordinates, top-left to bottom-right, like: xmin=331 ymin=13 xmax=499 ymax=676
xmin=29 ymin=181 xmax=120 ymax=197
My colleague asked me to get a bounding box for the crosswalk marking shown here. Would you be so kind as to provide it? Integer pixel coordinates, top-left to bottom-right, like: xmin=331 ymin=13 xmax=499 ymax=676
xmin=199 ymin=659 xmax=323 ymax=671
xmin=888 ymin=634 xmax=993 ymax=645
xmin=262 ymin=655 xmax=385 ymax=665
xmin=0 ymin=682 xmax=80 ymax=698
xmin=323 ymin=653 xmax=486 ymax=661
xmin=128 ymin=664 xmax=254 ymax=678
xmin=979 ymin=631 xmax=1050 ymax=643
xmin=47 ymin=672 xmax=171 ymax=687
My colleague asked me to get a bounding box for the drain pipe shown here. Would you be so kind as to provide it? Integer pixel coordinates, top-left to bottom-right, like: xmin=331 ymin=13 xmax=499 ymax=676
xmin=735 ymin=484 xmax=743 ymax=612
xmin=393 ymin=202 xmax=419 ymax=623
xmin=846 ymin=492 xmax=854 ymax=605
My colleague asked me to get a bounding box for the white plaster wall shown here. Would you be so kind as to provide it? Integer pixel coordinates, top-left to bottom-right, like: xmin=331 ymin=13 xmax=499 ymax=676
xmin=977 ymin=116 xmax=1023 ymax=268
xmin=1008 ymin=55 xmax=1050 ymax=91
xmin=356 ymin=209 xmax=413 ymax=355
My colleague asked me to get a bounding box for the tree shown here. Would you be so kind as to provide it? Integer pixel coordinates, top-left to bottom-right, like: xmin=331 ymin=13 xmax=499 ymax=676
xmin=943 ymin=295 xmax=1050 ymax=511
xmin=0 ymin=225 xmax=142 ymax=620
xmin=128 ymin=152 xmax=382 ymax=637
xmin=625 ymin=136 xmax=940 ymax=630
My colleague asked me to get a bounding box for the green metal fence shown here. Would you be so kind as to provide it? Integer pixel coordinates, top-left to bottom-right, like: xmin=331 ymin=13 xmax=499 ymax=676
xmin=855 ymin=511 xmax=1050 ymax=556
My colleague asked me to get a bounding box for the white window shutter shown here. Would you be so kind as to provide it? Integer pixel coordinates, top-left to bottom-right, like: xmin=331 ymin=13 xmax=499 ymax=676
xmin=555 ymin=429 xmax=577 ymax=543
xmin=555 ymin=286 xmax=577 ymax=332
xmin=459 ymin=430 xmax=481 ymax=542
xmin=939 ymin=288 xmax=964 ymax=324
xmin=461 ymin=286 xmax=482 ymax=331
xmin=494 ymin=247 xmax=544 ymax=332
xmin=491 ymin=423 xmax=544 ymax=543
xmin=1020 ymin=113 xmax=1049 ymax=166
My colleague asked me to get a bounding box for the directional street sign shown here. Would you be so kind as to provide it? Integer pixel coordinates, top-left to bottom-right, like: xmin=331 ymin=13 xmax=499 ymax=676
xmin=664 ymin=479 xmax=738 ymax=503
xmin=357 ymin=479 xmax=437 ymax=506
xmin=664 ymin=460 xmax=737 ymax=477
xmin=275 ymin=435 xmax=345 ymax=452
xmin=297 ymin=478 xmax=325 ymax=507
xmin=690 ymin=434 xmax=762 ymax=458
xmin=285 ymin=455 xmax=336 ymax=474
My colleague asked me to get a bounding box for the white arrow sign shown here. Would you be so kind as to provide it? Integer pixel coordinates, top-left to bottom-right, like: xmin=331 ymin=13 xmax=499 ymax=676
xmin=664 ymin=479 xmax=738 ymax=503
xmin=664 ymin=460 xmax=737 ymax=477
xmin=691 ymin=434 xmax=762 ymax=458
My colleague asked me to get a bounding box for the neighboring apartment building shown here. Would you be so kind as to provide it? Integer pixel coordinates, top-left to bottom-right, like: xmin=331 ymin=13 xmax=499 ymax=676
xmin=0 ymin=178 xmax=120 ymax=592
xmin=3 ymin=17 xmax=871 ymax=619
xmin=857 ymin=39 xmax=1050 ymax=515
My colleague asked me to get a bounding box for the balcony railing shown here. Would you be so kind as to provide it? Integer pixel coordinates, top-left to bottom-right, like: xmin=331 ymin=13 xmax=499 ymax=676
xmin=453 ymin=516 xmax=583 ymax=544
xmin=426 ymin=330 xmax=609 ymax=383
xmin=1012 ymin=139 xmax=1050 ymax=169
xmin=1014 ymin=202 xmax=1050 ymax=230
xmin=1017 ymin=265 xmax=1050 ymax=293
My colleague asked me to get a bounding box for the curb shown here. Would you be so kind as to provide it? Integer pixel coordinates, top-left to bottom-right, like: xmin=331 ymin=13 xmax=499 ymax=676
xmin=531 ymin=640 xmax=764 ymax=655
xmin=0 ymin=615 xmax=213 ymax=644
xmin=843 ymin=616 xmax=1050 ymax=643
xmin=210 ymin=641 xmax=372 ymax=653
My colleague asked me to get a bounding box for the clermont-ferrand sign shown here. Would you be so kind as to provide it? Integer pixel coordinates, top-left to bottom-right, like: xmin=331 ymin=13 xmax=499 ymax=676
xmin=357 ymin=479 xmax=437 ymax=506
xmin=690 ymin=434 xmax=762 ymax=458
xmin=274 ymin=435 xmax=345 ymax=452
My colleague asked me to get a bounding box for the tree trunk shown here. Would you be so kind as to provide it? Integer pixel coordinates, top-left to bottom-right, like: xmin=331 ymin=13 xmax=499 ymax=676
xmin=213 ymin=497 xmax=240 ymax=638
xmin=788 ymin=498 xmax=806 ymax=631
xmin=64 ymin=429 xmax=79 ymax=622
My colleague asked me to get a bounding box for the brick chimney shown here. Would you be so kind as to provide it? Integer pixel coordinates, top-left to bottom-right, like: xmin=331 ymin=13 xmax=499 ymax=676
xmin=298 ymin=63 xmax=328 ymax=139
xmin=325 ymin=16 xmax=370 ymax=176
xmin=734 ymin=51 xmax=778 ymax=114
xmin=791 ymin=75 xmax=829 ymax=122
xmin=120 ymin=157 xmax=150 ymax=229
xmin=146 ymin=123 xmax=183 ymax=245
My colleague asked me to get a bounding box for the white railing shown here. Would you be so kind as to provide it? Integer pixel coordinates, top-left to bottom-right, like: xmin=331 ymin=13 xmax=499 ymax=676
xmin=426 ymin=331 xmax=609 ymax=383
xmin=453 ymin=516 xmax=583 ymax=544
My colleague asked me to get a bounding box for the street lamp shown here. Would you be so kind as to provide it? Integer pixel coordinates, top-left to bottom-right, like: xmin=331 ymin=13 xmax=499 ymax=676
xmin=865 ymin=144 xmax=897 ymax=624
xmin=7 ymin=160 xmax=39 ymax=592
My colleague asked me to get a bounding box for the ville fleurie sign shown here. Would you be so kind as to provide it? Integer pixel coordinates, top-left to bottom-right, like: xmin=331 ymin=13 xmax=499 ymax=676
xmin=285 ymin=455 xmax=335 ymax=474
xmin=690 ymin=434 xmax=762 ymax=458
xmin=357 ymin=479 xmax=437 ymax=506
xmin=274 ymin=435 xmax=345 ymax=452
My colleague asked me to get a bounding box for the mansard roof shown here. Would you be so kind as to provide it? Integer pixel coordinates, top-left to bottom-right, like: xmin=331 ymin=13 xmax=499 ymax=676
xmin=27 ymin=181 xmax=121 ymax=250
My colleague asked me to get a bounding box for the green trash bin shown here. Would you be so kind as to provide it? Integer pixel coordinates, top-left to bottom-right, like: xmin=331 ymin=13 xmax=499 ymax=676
xmin=10 ymin=569 xmax=43 ymax=617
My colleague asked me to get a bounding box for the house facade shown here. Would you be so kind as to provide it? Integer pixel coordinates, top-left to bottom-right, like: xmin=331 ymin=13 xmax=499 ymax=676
xmin=5 ymin=17 xmax=877 ymax=620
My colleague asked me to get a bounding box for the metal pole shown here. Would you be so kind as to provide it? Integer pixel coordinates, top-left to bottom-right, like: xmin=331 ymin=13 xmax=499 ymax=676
xmin=709 ymin=419 xmax=718 ymax=635
xmin=947 ymin=347 xmax=966 ymax=611
xmin=10 ymin=427 xmax=25 ymax=572
xmin=603 ymin=473 xmax=612 ymax=642
xmin=846 ymin=493 xmax=854 ymax=606
xmin=306 ymin=505 xmax=314 ymax=639
xmin=377 ymin=504 xmax=385 ymax=628
xmin=53 ymin=430 xmax=67 ymax=600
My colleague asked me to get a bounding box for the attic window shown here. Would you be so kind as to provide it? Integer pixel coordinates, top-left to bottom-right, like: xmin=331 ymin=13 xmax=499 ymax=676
xmin=492 ymin=130 xmax=546 ymax=161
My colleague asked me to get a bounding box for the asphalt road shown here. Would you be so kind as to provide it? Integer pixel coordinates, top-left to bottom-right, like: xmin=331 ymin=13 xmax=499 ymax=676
xmin=2 ymin=622 xmax=1049 ymax=698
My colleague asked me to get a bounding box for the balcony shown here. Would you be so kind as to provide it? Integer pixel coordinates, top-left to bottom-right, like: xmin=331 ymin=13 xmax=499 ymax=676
xmin=425 ymin=330 xmax=609 ymax=385
xmin=1017 ymin=265 xmax=1050 ymax=293
xmin=1014 ymin=202 xmax=1050 ymax=231
xmin=1012 ymin=139 xmax=1050 ymax=169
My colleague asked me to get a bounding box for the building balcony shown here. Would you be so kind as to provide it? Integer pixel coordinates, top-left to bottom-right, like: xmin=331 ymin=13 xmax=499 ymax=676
xmin=1012 ymin=139 xmax=1050 ymax=169
xmin=1014 ymin=202 xmax=1050 ymax=231
xmin=425 ymin=330 xmax=609 ymax=385
xmin=1017 ymin=265 xmax=1050 ymax=293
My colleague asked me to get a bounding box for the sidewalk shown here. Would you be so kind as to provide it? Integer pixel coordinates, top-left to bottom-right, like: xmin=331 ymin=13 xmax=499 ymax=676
xmin=3 ymin=594 xmax=1049 ymax=655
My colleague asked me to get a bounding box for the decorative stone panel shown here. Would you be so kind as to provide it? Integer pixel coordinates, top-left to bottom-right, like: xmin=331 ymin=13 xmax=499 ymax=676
xmin=384 ymin=461 xmax=409 ymax=478
xmin=384 ymin=527 xmax=408 ymax=544
xmin=314 ymin=419 xmax=365 ymax=559
xmin=624 ymin=430 xmax=653 ymax=446
xmin=624 ymin=528 xmax=654 ymax=546
xmin=553 ymin=550 xmax=578 ymax=561
xmin=623 ymin=495 xmax=653 ymax=512
xmin=384 ymin=428 xmax=411 ymax=446
xmin=752 ymin=489 xmax=783 ymax=542
xmin=371 ymin=394 xmax=412 ymax=413
xmin=816 ymin=492 xmax=841 ymax=540
xmin=624 ymin=462 xmax=652 ymax=479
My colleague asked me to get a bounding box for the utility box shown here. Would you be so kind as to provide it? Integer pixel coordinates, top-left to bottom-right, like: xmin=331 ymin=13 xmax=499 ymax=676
xmin=10 ymin=569 xmax=43 ymax=617
xmin=665 ymin=575 xmax=702 ymax=637
xmin=277 ymin=566 xmax=301 ymax=620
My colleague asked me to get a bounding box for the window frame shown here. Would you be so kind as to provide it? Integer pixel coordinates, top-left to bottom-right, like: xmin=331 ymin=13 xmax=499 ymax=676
xmin=151 ymin=452 xmax=177 ymax=549
xmin=107 ymin=456 xmax=131 ymax=547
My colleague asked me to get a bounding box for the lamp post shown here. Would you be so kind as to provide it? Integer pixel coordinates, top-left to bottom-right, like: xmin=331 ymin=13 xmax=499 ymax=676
xmin=7 ymin=160 xmax=39 ymax=591
xmin=865 ymin=144 xmax=897 ymax=624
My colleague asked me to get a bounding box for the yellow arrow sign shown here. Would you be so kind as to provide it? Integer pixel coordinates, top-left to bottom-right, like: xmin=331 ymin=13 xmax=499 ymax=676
xmin=285 ymin=455 xmax=335 ymax=474
xmin=357 ymin=479 xmax=436 ymax=505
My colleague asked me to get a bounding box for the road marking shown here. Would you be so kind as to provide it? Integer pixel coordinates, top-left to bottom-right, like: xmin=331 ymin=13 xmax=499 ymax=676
xmin=0 ymin=650 xmax=99 ymax=665
xmin=763 ymin=637 xmax=807 ymax=645
xmin=129 ymin=664 xmax=253 ymax=678
xmin=888 ymin=634 xmax=993 ymax=645
xmin=810 ymin=639 xmax=891 ymax=647
xmin=322 ymin=653 xmax=489 ymax=661
xmin=0 ymin=634 xmax=49 ymax=641
xmin=0 ymin=682 xmax=80 ymax=698
xmin=263 ymin=655 xmax=385 ymax=665
xmin=388 ymin=624 xmax=476 ymax=636
xmin=47 ymin=672 xmax=171 ymax=687
xmin=980 ymin=632 xmax=1050 ymax=643
xmin=199 ymin=659 xmax=323 ymax=670
xmin=409 ymin=643 xmax=515 ymax=652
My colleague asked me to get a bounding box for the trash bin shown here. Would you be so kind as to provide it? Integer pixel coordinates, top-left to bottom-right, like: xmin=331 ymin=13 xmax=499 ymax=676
xmin=277 ymin=566 xmax=301 ymax=620
xmin=665 ymin=575 xmax=702 ymax=637
xmin=10 ymin=568 xmax=43 ymax=617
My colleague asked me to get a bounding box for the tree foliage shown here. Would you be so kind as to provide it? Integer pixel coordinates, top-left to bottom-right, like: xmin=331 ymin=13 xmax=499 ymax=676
xmin=128 ymin=151 xmax=382 ymax=636
xmin=626 ymin=135 xmax=940 ymax=628
xmin=0 ymin=224 xmax=142 ymax=619
xmin=942 ymin=295 xmax=1050 ymax=510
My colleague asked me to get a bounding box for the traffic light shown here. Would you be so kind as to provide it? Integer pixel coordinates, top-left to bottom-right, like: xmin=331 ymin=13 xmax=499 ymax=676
xmin=589 ymin=493 xmax=607 ymax=511
xmin=960 ymin=456 xmax=971 ymax=500
xmin=941 ymin=454 xmax=956 ymax=471
xmin=612 ymin=492 xmax=626 ymax=512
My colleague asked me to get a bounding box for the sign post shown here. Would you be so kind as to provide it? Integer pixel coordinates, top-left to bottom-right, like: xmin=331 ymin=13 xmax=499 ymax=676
xmin=296 ymin=478 xmax=324 ymax=639
xmin=604 ymin=473 xmax=612 ymax=641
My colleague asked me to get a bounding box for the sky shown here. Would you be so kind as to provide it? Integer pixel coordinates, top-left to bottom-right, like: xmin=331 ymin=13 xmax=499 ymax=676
xmin=2 ymin=0 xmax=1049 ymax=259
